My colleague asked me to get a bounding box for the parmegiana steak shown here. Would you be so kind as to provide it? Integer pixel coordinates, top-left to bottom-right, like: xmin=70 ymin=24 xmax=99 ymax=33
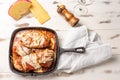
xmin=12 ymin=29 xmax=56 ymax=72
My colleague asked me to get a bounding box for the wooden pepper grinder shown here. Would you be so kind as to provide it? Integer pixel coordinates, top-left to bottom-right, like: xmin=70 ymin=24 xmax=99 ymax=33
xmin=57 ymin=5 xmax=79 ymax=27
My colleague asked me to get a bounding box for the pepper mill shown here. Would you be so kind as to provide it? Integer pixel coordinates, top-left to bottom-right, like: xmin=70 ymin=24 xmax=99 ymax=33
xmin=57 ymin=5 xmax=79 ymax=27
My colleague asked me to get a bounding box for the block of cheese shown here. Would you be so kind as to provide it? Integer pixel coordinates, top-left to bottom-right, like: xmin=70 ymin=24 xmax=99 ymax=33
xmin=8 ymin=0 xmax=31 ymax=20
xmin=30 ymin=0 xmax=50 ymax=24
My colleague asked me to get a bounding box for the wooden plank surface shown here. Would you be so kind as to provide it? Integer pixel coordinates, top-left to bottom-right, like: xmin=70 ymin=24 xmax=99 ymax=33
xmin=0 ymin=0 xmax=120 ymax=80
xmin=0 ymin=54 xmax=120 ymax=80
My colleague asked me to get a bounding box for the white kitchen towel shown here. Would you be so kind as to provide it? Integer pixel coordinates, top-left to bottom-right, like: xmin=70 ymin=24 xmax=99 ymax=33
xmin=57 ymin=25 xmax=112 ymax=73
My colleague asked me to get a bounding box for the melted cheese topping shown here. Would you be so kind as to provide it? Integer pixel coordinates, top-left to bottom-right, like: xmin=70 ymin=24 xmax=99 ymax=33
xmin=38 ymin=49 xmax=54 ymax=63
xmin=22 ymin=53 xmax=41 ymax=69
xmin=21 ymin=49 xmax=54 ymax=69
xmin=21 ymin=31 xmax=49 ymax=48
xmin=14 ymin=41 xmax=30 ymax=56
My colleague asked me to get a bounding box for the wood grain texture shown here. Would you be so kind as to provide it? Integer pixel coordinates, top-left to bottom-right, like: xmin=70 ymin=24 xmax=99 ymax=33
xmin=0 ymin=38 xmax=6 ymax=42
xmin=0 ymin=55 xmax=120 ymax=80
xmin=0 ymin=0 xmax=120 ymax=80
xmin=15 ymin=23 xmax=30 ymax=27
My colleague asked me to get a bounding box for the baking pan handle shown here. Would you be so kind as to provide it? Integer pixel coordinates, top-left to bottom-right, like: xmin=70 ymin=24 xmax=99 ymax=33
xmin=60 ymin=47 xmax=85 ymax=54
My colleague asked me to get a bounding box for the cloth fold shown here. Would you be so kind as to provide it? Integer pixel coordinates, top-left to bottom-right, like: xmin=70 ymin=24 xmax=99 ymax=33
xmin=57 ymin=25 xmax=112 ymax=73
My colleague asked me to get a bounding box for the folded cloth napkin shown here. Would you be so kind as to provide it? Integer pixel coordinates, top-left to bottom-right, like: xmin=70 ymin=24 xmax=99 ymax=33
xmin=57 ymin=25 xmax=112 ymax=73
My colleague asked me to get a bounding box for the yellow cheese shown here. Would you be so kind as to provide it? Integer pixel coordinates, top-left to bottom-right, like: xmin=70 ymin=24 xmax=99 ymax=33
xmin=30 ymin=0 xmax=50 ymax=24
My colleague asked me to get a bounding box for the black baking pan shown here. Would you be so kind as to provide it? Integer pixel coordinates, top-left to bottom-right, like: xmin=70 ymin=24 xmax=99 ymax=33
xmin=9 ymin=27 xmax=85 ymax=76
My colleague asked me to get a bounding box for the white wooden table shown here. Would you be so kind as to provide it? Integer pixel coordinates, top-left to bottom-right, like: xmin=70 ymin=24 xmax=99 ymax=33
xmin=0 ymin=0 xmax=120 ymax=80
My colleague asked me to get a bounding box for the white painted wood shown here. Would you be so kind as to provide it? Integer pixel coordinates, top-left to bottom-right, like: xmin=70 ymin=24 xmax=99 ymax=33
xmin=0 ymin=0 xmax=120 ymax=80
xmin=0 ymin=55 xmax=120 ymax=80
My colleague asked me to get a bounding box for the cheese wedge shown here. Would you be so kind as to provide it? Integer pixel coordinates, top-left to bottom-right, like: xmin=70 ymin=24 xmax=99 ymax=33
xmin=8 ymin=0 xmax=31 ymax=20
xmin=30 ymin=0 xmax=50 ymax=24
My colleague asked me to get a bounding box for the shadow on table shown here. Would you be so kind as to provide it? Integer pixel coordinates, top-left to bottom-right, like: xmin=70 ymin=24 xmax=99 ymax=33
xmin=74 ymin=22 xmax=82 ymax=27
